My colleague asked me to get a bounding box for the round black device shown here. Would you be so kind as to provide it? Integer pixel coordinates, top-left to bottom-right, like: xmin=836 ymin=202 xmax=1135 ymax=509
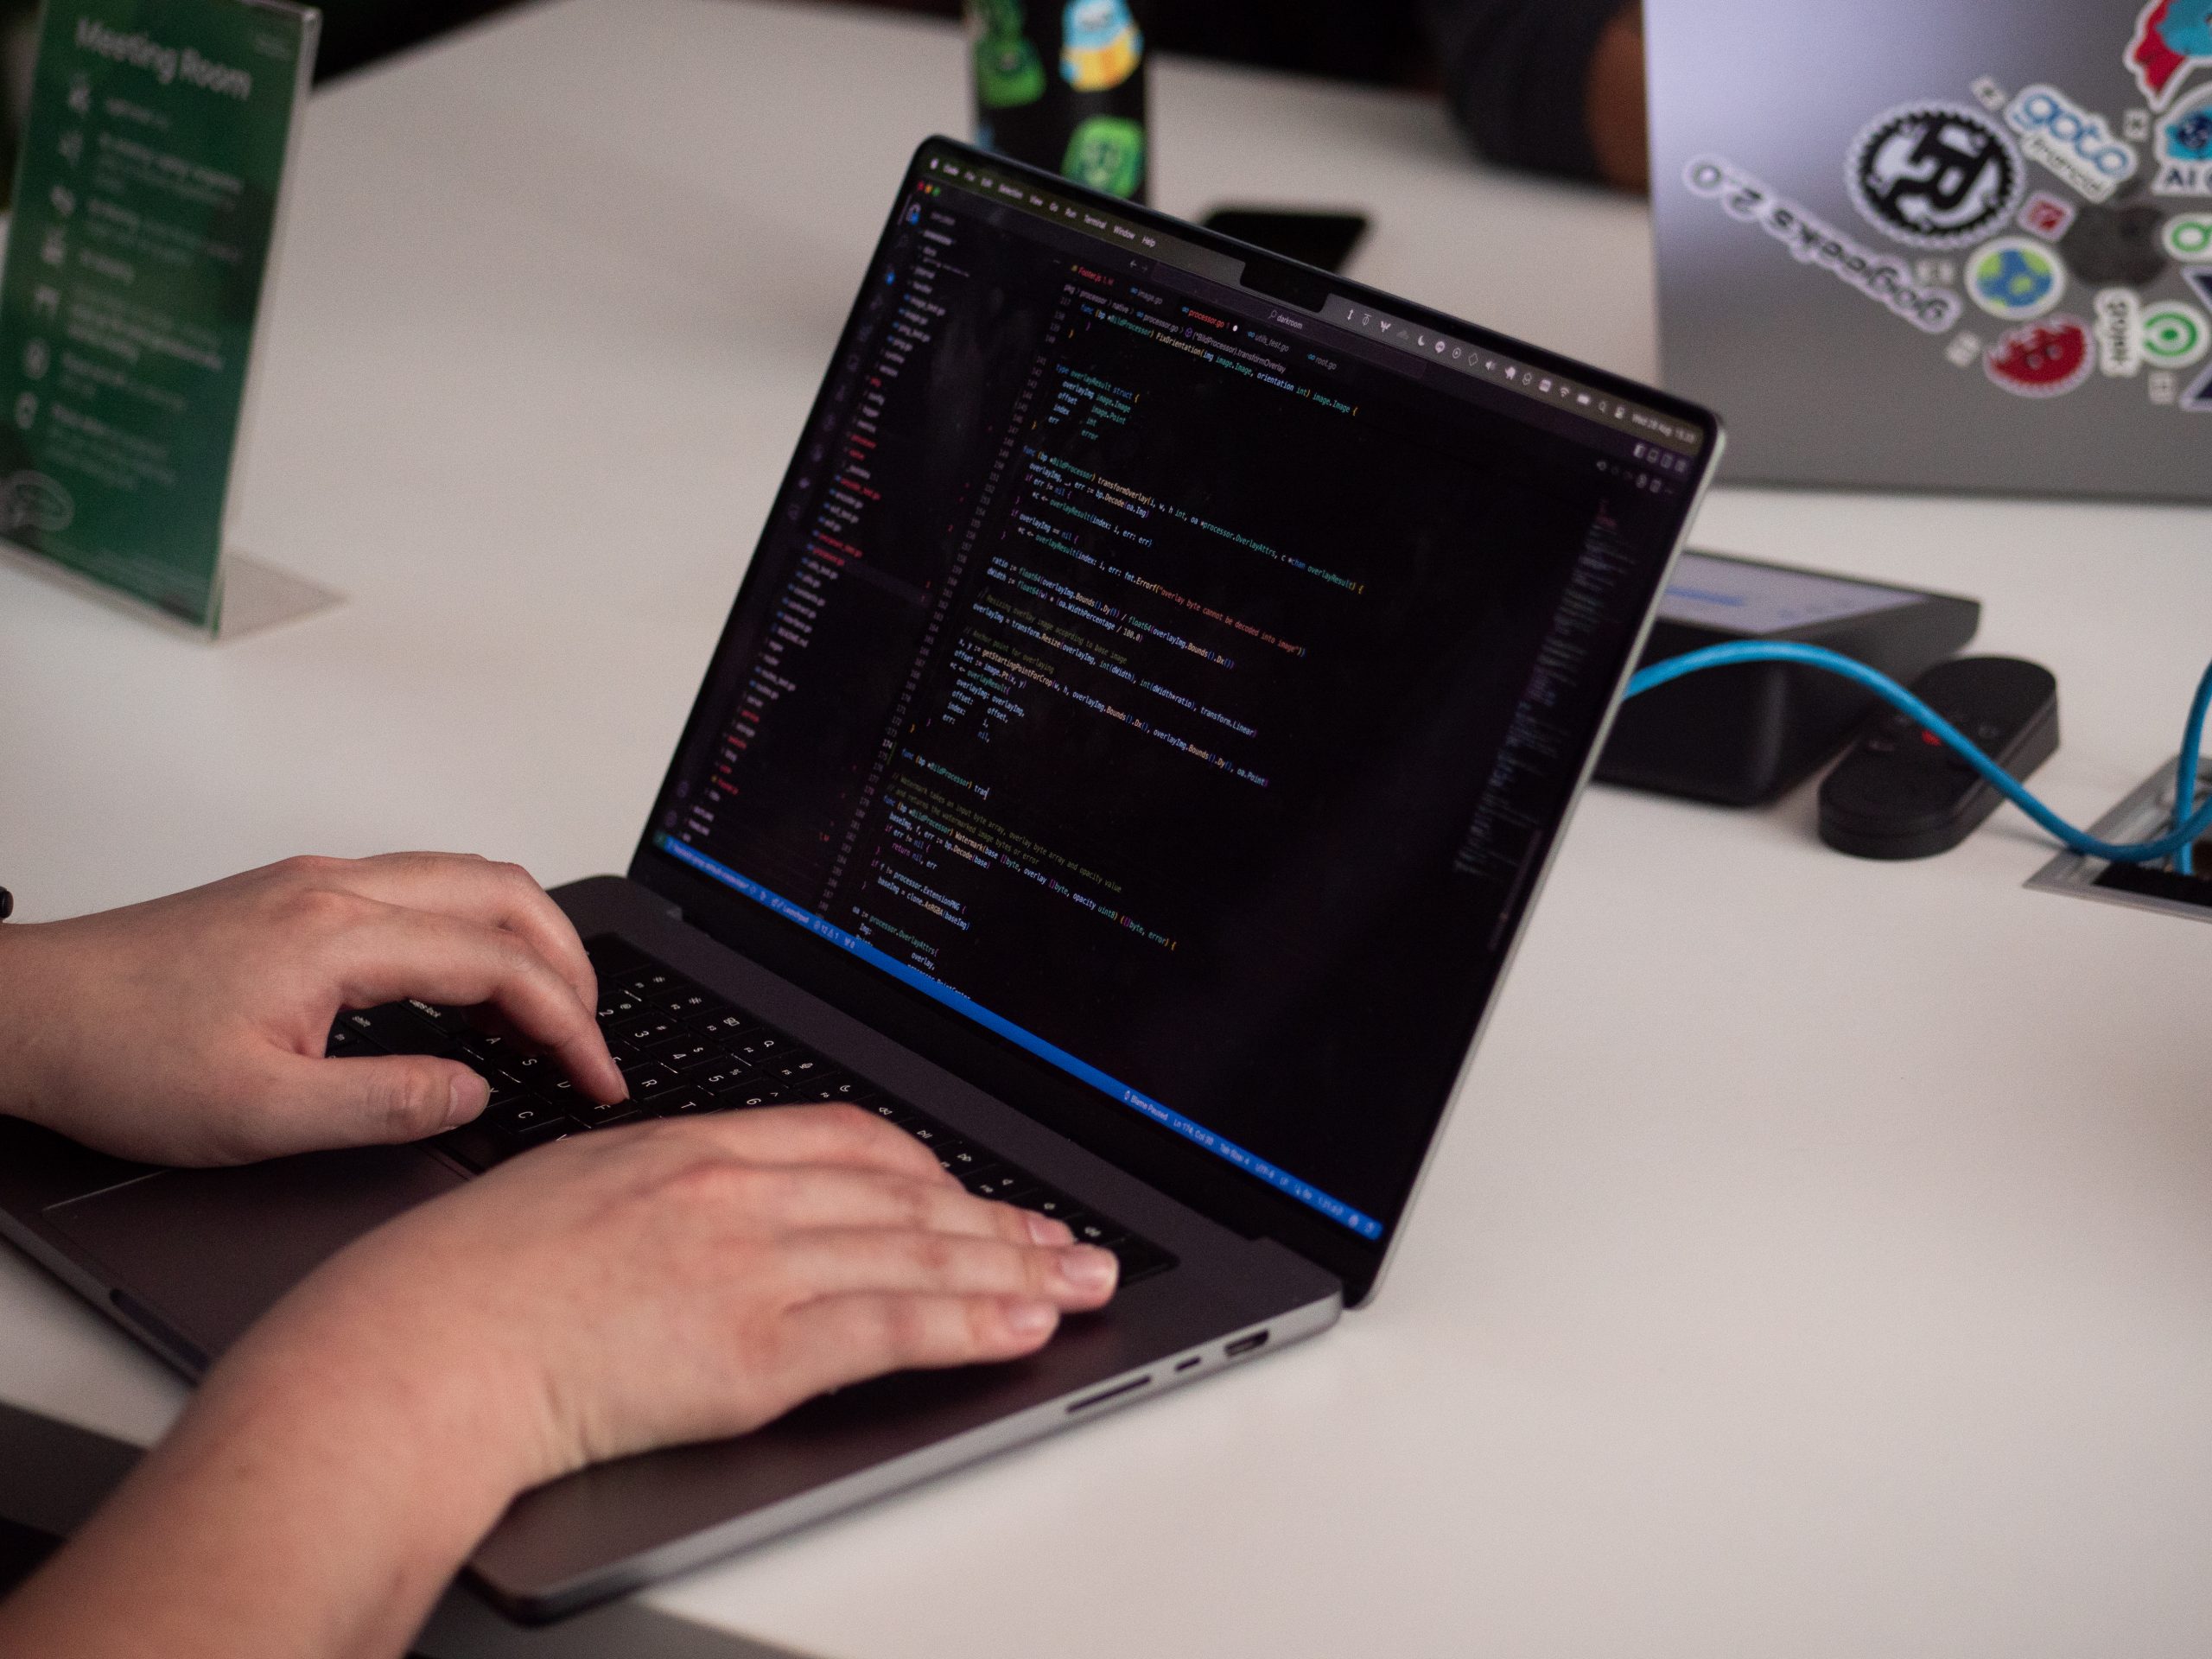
xmin=1818 ymin=657 xmax=2061 ymax=860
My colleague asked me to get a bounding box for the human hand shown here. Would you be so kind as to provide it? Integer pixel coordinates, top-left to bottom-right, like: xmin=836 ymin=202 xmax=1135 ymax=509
xmin=229 ymin=1099 xmax=1117 ymax=1496
xmin=0 ymin=1104 xmax=1116 ymax=1659
xmin=0 ymin=854 xmax=625 ymax=1166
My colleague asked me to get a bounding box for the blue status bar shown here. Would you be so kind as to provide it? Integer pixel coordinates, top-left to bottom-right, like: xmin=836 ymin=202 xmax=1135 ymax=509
xmin=656 ymin=835 xmax=1386 ymax=1241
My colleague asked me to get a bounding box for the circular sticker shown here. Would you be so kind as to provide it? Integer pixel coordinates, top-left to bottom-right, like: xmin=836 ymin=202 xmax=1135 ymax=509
xmin=1984 ymin=315 xmax=2094 ymax=398
xmin=2141 ymin=301 xmax=2212 ymax=367
xmin=2164 ymin=86 xmax=2212 ymax=163
xmin=2166 ymin=214 xmax=2212 ymax=260
xmin=1966 ymin=236 xmax=2067 ymax=318
xmin=1847 ymin=103 xmax=2023 ymax=249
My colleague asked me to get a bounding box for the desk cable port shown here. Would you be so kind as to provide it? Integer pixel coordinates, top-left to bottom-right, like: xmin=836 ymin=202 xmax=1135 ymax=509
xmin=2029 ymin=758 xmax=2212 ymax=925
xmin=1225 ymin=1329 xmax=1269 ymax=1358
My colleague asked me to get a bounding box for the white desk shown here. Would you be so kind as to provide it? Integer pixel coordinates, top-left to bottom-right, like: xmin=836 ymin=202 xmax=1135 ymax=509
xmin=5 ymin=3 xmax=2212 ymax=1654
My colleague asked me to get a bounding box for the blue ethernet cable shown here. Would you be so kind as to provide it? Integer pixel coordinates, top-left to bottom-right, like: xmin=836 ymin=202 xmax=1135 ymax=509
xmin=2171 ymin=658 xmax=2212 ymax=876
xmin=1620 ymin=641 xmax=2212 ymax=867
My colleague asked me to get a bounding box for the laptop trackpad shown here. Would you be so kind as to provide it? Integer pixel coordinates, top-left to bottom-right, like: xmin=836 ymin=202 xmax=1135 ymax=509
xmin=44 ymin=1147 xmax=463 ymax=1370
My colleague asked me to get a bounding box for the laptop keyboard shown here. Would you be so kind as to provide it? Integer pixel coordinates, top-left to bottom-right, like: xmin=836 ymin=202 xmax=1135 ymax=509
xmin=325 ymin=934 xmax=1176 ymax=1285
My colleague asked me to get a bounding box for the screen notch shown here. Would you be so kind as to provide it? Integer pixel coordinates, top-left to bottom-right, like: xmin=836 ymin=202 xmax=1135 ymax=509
xmin=1236 ymin=254 xmax=1333 ymax=313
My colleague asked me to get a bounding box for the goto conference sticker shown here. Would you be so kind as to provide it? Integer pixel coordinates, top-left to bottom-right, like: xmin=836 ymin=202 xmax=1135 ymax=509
xmin=1984 ymin=315 xmax=2094 ymax=397
xmin=1967 ymin=236 xmax=2067 ymax=319
xmin=1848 ymin=103 xmax=2024 ymax=249
xmin=2141 ymin=299 xmax=2211 ymax=366
xmin=1685 ymin=155 xmax=1961 ymax=332
xmin=2005 ymin=84 xmax=2139 ymax=201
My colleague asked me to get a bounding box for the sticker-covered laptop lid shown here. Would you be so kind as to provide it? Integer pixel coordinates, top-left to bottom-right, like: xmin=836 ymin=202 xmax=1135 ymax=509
xmin=1649 ymin=0 xmax=2212 ymax=500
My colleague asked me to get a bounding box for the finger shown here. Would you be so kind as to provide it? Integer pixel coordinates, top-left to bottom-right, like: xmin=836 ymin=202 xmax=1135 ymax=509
xmin=674 ymin=1103 xmax=959 ymax=1189
xmin=322 ymin=902 xmax=626 ymax=1103
xmin=319 ymin=854 xmax=597 ymax=1014
xmin=772 ymin=1229 xmax=1119 ymax=1309
xmin=233 ymin=1051 xmax=487 ymax=1159
xmin=772 ymin=1293 xmax=1061 ymax=1400
xmin=690 ymin=1160 xmax=1058 ymax=1248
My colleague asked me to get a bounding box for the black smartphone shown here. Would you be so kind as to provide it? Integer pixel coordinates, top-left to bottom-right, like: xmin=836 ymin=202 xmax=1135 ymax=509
xmin=1200 ymin=207 xmax=1370 ymax=273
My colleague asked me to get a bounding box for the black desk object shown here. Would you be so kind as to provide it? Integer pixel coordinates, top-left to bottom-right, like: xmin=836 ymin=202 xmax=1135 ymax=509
xmin=1599 ymin=550 xmax=1981 ymax=806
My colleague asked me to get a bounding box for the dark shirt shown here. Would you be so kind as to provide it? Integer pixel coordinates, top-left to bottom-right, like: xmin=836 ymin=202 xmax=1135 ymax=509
xmin=1422 ymin=0 xmax=1630 ymax=181
xmin=1147 ymin=0 xmax=1630 ymax=182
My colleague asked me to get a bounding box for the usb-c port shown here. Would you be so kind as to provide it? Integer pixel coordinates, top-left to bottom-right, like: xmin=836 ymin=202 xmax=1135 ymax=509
xmin=1225 ymin=1329 xmax=1269 ymax=1358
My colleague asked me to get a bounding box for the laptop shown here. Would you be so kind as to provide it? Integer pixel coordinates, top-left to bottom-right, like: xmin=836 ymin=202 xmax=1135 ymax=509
xmin=1647 ymin=0 xmax=2212 ymax=500
xmin=0 ymin=137 xmax=1719 ymax=1621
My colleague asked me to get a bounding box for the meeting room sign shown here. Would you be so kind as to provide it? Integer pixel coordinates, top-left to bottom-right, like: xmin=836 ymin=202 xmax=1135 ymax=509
xmin=0 ymin=0 xmax=316 ymax=633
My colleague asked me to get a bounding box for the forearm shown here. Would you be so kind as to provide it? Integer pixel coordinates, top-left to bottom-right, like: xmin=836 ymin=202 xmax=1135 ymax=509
xmin=0 ymin=1351 xmax=514 ymax=1659
xmin=1585 ymin=5 xmax=1649 ymax=191
xmin=0 ymin=921 xmax=67 ymax=1124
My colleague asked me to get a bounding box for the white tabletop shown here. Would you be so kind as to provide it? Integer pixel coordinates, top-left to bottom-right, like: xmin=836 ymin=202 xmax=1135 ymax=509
xmin=5 ymin=2 xmax=2212 ymax=1655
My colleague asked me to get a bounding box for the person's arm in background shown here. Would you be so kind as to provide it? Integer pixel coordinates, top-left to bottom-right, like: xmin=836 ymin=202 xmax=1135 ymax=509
xmin=1421 ymin=0 xmax=1649 ymax=191
xmin=0 ymin=855 xmax=1116 ymax=1659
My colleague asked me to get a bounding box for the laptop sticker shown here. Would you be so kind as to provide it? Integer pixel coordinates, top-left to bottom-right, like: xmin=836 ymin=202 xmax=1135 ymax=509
xmin=2094 ymin=287 xmax=2145 ymax=375
xmin=2019 ymin=192 xmax=2080 ymax=241
xmin=1058 ymin=0 xmax=1141 ymax=93
xmin=2005 ymin=85 xmax=2139 ymax=200
xmin=1983 ymin=315 xmax=2094 ymax=397
xmin=1684 ymin=155 xmax=1961 ymax=331
xmin=1847 ymin=103 xmax=2024 ymax=249
xmin=2154 ymin=83 xmax=2212 ymax=193
xmin=2166 ymin=212 xmax=2212 ymax=257
xmin=2141 ymin=296 xmax=2211 ymax=365
xmin=972 ymin=0 xmax=1046 ymax=110
xmin=1061 ymin=115 xmax=1144 ymax=196
xmin=2127 ymin=0 xmax=2212 ymax=111
xmin=1967 ymin=236 xmax=2068 ymax=319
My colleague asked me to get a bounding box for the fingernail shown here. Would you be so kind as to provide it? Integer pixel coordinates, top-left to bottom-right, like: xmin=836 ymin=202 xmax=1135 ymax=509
xmin=1025 ymin=1211 xmax=1074 ymax=1246
xmin=447 ymin=1071 xmax=488 ymax=1125
xmin=1058 ymin=1246 xmax=1118 ymax=1293
xmin=1005 ymin=1300 xmax=1058 ymax=1338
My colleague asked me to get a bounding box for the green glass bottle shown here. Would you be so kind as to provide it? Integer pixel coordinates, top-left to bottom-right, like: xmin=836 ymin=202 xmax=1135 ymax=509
xmin=966 ymin=0 xmax=1149 ymax=204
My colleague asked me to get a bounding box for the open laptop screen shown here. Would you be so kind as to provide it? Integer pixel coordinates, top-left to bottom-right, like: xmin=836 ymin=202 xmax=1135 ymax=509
xmin=646 ymin=140 xmax=1713 ymax=1247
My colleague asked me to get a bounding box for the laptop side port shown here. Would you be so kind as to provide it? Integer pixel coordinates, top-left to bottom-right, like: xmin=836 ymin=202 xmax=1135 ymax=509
xmin=1066 ymin=1374 xmax=1152 ymax=1414
xmin=1225 ymin=1329 xmax=1269 ymax=1358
